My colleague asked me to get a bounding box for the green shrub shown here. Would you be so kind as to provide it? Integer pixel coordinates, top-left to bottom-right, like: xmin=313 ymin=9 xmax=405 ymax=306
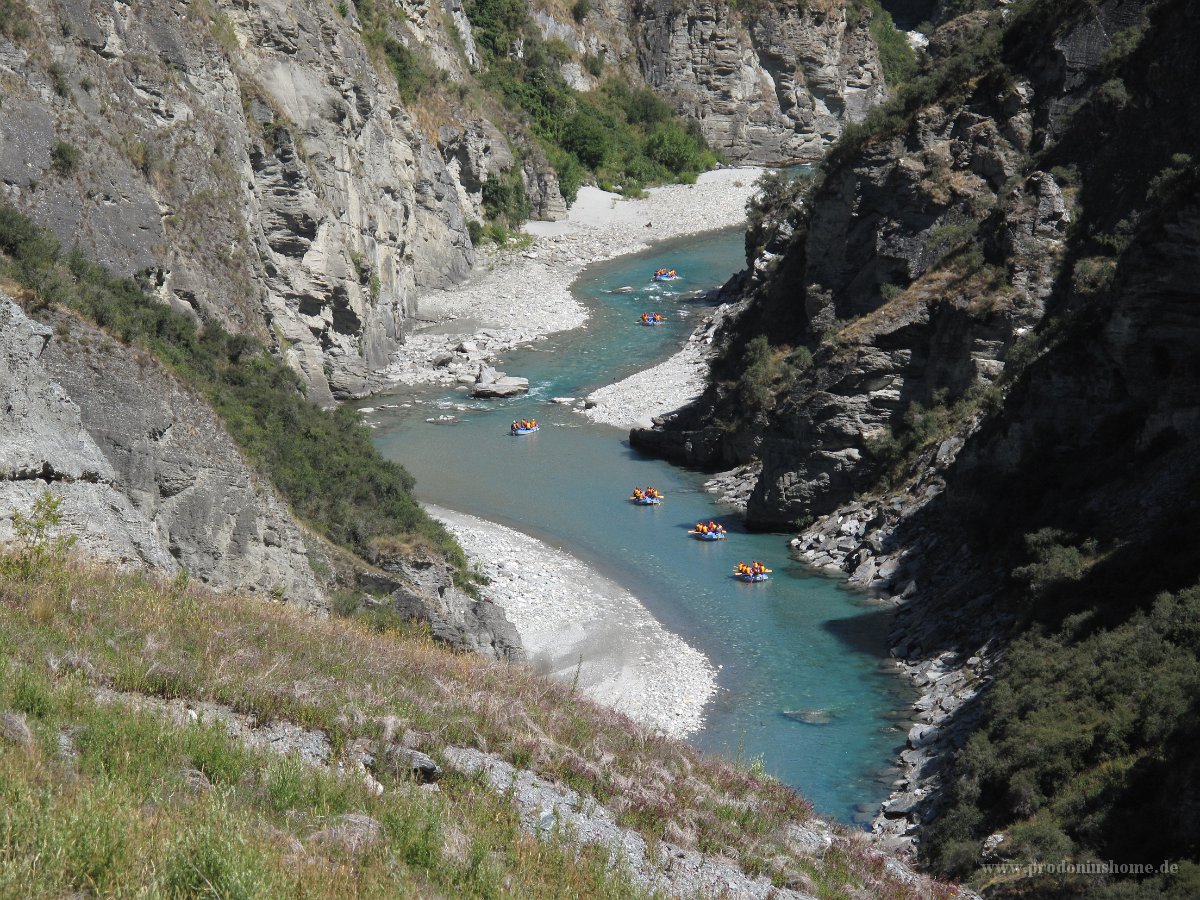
xmin=1012 ymin=528 xmax=1099 ymax=594
xmin=582 ymin=51 xmax=604 ymax=78
xmin=560 ymin=110 xmax=614 ymax=170
xmin=48 ymin=63 xmax=70 ymax=97
xmin=925 ymin=220 xmax=979 ymax=255
xmin=570 ymin=0 xmax=590 ymax=22
xmin=370 ymin=32 xmax=438 ymax=104
xmin=0 ymin=0 xmax=32 ymax=40
xmin=461 ymin=0 xmax=717 ymax=216
xmin=786 ymin=345 xmax=813 ymax=371
xmin=481 ymin=169 xmax=529 ymax=228
xmin=1049 ymin=164 xmax=1081 ymax=187
xmin=926 ymin=583 xmax=1200 ymax=884
xmin=464 ymin=0 xmax=528 ymax=65
xmin=1095 ymin=77 xmax=1131 ymax=110
xmin=1146 ymin=154 xmax=1196 ymax=206
xmin=50 ymin=141 xmax=80 ymax=175
xmin=644 ymin=123 xmax=706 ymax=174
xmin=863 ymin=0 xmax=917 ymax=88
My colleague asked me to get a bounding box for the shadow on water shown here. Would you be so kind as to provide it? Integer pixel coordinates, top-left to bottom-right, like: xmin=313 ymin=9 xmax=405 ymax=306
xmin=367 ymin=228 xmax=913 ymax=822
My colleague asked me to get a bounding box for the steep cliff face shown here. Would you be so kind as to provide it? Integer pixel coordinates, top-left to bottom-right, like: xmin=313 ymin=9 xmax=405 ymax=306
xmin=633 ymin=1 xmax=1122 ymax=529
xmin=1 ymin=290 xmax=525 ymax=659
xmin=1 ymin=293 xmax=324 ymax=605
xmin=0 ymin=0 xmax=888 ymax=400
xmin=636 ymin=0 xmax=1200 ymax=881
xmin=0 ymin=0 xmax=525 ymax=403
xmin=633 ymin=0 xmax=887 ymax=162
xmin=0 ymin=296 xmax=179 ymax=575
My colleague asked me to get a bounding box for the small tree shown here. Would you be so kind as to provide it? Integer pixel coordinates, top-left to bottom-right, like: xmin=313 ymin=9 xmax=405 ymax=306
xmin=8 ymin=488 xmax=76 ymax=577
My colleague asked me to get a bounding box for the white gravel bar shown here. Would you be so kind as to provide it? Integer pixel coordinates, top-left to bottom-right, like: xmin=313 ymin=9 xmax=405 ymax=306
xmin=429 ymin=505 xmax=718 ymax=739
xmin=382 ymin=167 xmax=761 ymax=387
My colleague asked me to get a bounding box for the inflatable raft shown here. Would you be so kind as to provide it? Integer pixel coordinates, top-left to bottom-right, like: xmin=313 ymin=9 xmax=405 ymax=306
xmin=631 ymin=496 xmax=662 ymax=505
xmin=734 ymin=571 xmax=770 ymax=582
xmin=689 ymin=530 xmax=727 ymax=541
xmin=652 ymin=273 xmax=680 ymax=282
xmin=511 ymin=425 xmax=539 ymax=435
xmin=638 ymin=318 xmax=667 ymax=326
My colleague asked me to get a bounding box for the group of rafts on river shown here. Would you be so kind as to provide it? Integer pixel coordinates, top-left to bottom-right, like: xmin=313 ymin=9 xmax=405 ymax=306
xmin=641 ymin=267 xmax=679 ymax=324
xmin=626 ymin=487 xmax=772 ymax=581
xmin=507 ymin=263 xmax=771 ymax=583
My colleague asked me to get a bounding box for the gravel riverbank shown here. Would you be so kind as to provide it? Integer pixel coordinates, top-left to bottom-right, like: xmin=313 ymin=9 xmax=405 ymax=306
xmin=382 ymin=168 xmax=760 ymax=389
xmin=428 ymin=506 xmax=718 ymax=739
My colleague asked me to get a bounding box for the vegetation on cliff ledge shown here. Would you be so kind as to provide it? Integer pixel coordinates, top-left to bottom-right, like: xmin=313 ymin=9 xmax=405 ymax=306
xmin=462 ymin=0 xmax=717 ymax=204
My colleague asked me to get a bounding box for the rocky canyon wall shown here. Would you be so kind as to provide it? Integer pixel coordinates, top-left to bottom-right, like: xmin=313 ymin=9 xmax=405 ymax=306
xmin=632 ymin=0 xmax=887 ymax=163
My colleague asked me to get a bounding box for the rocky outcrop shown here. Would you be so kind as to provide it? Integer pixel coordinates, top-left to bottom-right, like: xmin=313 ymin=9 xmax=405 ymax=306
xmin=469 ymin=364 xmax=529 ymax=398
xmin=0 ymin=0 xmax=540 ymax=403
xmin=0 ymin=296 xmax=178 ymax=574
xmin=2 ymin=292 xmax=525 ymax=661
xmin=632 ymin=8 xmax=1080 ymax=527
xmin=361 ymin=553 xmax=526 ymax=664
xmin=1 ymin=293 xmax=326 ymax=607
xmin=633 ymin=0 xmax=886 ymax=162
xmin=40 ymin=306 xmax=327 ymax=609
xmin=640 ymin=0 xmax=1198 ymax=865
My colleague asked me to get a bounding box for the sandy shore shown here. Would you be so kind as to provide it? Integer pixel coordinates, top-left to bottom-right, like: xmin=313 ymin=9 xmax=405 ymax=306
xmin=428 ymin=506 xmax=717 ymax=738
xmin=382 ymin=167 xmax=761 ymax=387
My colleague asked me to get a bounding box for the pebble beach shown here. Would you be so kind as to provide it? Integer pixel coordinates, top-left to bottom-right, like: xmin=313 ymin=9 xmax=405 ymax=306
xmin=383 ymin=168 xmax=761 ymax=390
xmin=428 ymin=506 xmax=717 ymax=738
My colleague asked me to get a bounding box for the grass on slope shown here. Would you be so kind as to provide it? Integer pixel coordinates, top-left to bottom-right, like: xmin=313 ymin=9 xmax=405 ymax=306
xmin=0 ymin=528 xmax=955 ymax=899
xmin=0 ymin=203 xmax=472 ymax=584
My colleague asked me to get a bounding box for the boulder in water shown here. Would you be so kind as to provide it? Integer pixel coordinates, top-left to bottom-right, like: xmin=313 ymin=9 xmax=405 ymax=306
xmin=471 ymin=376 xmax=529 ymax=398
xmin=782 ymin=708 xmax=836 ymax=726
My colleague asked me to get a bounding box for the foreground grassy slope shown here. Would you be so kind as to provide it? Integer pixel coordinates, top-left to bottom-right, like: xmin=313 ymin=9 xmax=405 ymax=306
xmin=0 ymin=533 xmax=956 ymax=898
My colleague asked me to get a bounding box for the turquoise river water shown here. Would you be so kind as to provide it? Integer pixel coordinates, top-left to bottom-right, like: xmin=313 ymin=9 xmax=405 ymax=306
xmin=367 ymin=228 xmax=910 ymax=825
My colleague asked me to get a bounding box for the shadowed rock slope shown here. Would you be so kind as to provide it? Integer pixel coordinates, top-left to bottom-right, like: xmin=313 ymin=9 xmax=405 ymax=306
xmin=633 ymin=0 xmax=1200 ymax=893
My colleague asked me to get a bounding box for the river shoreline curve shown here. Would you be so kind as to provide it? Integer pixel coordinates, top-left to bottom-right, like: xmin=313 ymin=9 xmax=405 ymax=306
xmin=373 ymin=170 xmax=761 ymax=736
xmin=428 ymin=505 xmax=718 ymax=739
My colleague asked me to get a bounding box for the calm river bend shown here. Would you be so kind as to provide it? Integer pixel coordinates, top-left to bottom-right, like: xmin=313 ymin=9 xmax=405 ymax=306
xmin=368 ymin=227 xmax=911 ymax=825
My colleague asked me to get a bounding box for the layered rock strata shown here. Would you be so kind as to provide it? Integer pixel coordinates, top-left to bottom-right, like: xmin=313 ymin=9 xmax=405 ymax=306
xmin=634 ymin=0 xmax=887 ymax=162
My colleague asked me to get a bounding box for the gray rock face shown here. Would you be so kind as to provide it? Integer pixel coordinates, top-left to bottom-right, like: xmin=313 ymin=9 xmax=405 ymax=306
xmin=0 ymin=711 xmax=34 ymax=750
xmin=361 ymin=552 xmax=526 ymax=664
xmin=0 ymin=0 xmax=541 ymax=402
xmin=470 ymin=364 xmax=529 ymax=398
xmin=40 ymin=312 xmax=326 ymax=609
xmin=385 ymin=746 xmax=442 ymax=783
xmin=633 ymin=0 xmax=886 ymax=162
xmin=0 ymin=297 xmax=179 ymax=573
xmin=442 ymin=745 xmax=816 ymax=898
xmin=635 ymin=69 xmax=1071 ymax=527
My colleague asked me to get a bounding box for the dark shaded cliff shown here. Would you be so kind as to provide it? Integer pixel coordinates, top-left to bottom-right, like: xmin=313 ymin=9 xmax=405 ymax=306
xmin=632 ymin=0 xmax=1200 ymax=892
